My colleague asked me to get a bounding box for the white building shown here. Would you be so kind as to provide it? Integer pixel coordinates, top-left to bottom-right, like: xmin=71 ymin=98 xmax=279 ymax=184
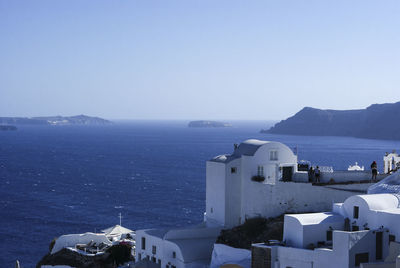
xmin=206 ymin=139 xmax=380 ymax=228
xmin=349 ymin=162 xmax=365 ymax=171
xmin=135 ymin=224 xmax=221 ymax=268
xmin=136 ymin=139 xmax=385 ymax=268
xmin=253 ymin=191 xmax=400 ymax=268
xmin=384 ymin=152 xmax=400 ymax=174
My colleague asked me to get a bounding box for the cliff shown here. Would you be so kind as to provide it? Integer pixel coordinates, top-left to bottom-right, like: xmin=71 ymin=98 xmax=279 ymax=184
xmin=263 ymin=102 xmax=400 ymax=140
xmin=0 ymin=115 xmax=112 ymax=126
xmin=216 ymin=216 xmax=283 ymax=249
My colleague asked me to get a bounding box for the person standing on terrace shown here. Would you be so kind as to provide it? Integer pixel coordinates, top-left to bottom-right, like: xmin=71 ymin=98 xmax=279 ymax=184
xmin=371 ymin=161 xmax=378 ymax=181
xmin=315 ymin=166 xmax=321 ymax=183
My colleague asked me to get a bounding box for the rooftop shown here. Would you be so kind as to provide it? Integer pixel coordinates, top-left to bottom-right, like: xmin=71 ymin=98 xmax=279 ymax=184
xmin=286 ymin=212 xmax=344 ymax=226
xmin=350 ymin=193 xmax=400 ymax=211
xmin=210 ymin=139 xmax=281 ymax=163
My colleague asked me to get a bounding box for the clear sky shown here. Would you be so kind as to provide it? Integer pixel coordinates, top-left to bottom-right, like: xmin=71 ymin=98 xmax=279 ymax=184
xmin=0 ymin=1 xmax=399 ymax=120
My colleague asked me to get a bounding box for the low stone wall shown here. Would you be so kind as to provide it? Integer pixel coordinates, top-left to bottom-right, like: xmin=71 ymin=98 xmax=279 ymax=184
xmin=293 ymin=171 xmax=387 ymax=184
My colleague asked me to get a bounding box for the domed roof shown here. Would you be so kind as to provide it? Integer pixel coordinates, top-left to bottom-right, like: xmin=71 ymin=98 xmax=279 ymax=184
xmin=232 ymin=139 xmax=270 ymax=157
xmin=210 ymin=139 xmax=293 ymax=163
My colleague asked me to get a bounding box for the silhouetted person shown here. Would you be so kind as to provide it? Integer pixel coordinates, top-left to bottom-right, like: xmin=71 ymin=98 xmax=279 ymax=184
xmin=315 ymin=166 xmax=321 ymax=183
xmin=308 ymin=166 xmax=314 ymax=182
xmin=371 ymin=161 xmax=378 ymax=181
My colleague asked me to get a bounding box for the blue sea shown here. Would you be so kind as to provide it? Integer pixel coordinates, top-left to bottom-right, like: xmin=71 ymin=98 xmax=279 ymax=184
xmin=1 ymin=121 xmax=400 ymax=267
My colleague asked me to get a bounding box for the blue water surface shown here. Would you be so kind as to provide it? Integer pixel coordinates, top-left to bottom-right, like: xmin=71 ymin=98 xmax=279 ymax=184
xmin=1 ymin=120 xmax=400 ymax=267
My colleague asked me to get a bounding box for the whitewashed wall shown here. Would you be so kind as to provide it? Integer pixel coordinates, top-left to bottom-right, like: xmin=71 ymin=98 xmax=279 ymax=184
xmin=224 ymin=158 xmax=242 ymax=227
xmin=206 ymin=161 xmax=226 ymax=226
xmin=240 ymin=180 xmax=372 ymax=222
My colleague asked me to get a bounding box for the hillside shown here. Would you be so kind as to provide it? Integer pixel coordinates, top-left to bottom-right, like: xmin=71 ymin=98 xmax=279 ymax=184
xmin=216 ymin=216 xmax=283 ymax=249
xmin=263 ymin=102 xmax=400 ymax=140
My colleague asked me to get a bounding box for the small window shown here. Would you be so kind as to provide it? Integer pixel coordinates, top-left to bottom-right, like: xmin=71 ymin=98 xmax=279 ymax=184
xmin=389 ymin=234 xmax=396 ymax=244
xmin=172 ymin=251 xmax=176 ymax=258
xmin=257 ymin=166 xmax=264 ymax=176
xmin=376 ymin=231 xmax=383 ymax=260
xmin=152 ymin=245 xmax=156 ymax=254
xmin=355 ymin=252 xmax=369 ymax=267
xmin=231 ymin=167 xmax=237 ymax=174
xmin=166 ymin=265 xmax=169 ymax=268
xmin=172 ymin=266 xmax=176 ymax=268
xmin=141 ymin=237 xmax=146 ymax=250
xmin=326 ymin=230 xmax=332 ymax=241
xmin=210 ymin=207 xmax=213 ymax=213
xmin=158 ymin=259 xmax=161 ymax=264
xmin=138 ymin=253 xmax=142 ymax=260
xmin=270 ymin=151 xmax=278 ymax=161
xmin=146 ymin=255 xmax=150 ymax=260
xmin=353 ymin=206 xmax=359 ymax=219
xmin=352 ymin=225 xmax=359 ymax=231
xmin=152 ymin=257 xmax=156 ymax=263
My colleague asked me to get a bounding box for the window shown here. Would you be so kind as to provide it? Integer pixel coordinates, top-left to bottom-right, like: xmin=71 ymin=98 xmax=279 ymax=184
xmin=210 ymin=207 xmax=213 ymax=213
xmin=355 ymin=252 xmax=369 ymax=267
xmin=158 ymin=259 xmax=161 ymax=264
xmin=376 ymin=232 xmax=383 ymax=260
xmin=352 ymin=225 xmax=359 ymax=231
xmin=152 ymin=245 xmax=156 ymax=254
xmin=326 ymin=230 xmax=332 ymax=241
xmin=138 ymin=253 xmax=142 ymax=260
xmin=231 ymin=167 xmax=237 ymax=174
xmin=172 ymin=251 xmax=176 ymax=258
xmin=353 ymin=206 xmax=359 ymax=219
xmin=257 ymin=166 xmax=264 ymax=176
xmin=172 ymin=266 xmax=176 ymax=268
xmin=141 ymin=237 xmax=146 ymax=250
xmin=152 ymin=257 xmax=156 ymax=263
xmin=270 ymin=151 xmax=278 ymax=161
xmin=389 ymin=234 xmax=396 ymax=244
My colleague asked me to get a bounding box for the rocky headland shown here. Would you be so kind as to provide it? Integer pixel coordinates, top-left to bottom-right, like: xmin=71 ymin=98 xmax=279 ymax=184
xmin=262 ymin=102 xmax=400 ymax=140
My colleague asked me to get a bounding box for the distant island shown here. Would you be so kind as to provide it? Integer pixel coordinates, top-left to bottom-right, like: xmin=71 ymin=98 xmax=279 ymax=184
xmin=0 ymin=115 xmax=112 ymax=126
xmin=0 ymin=125 xmax=17 ymax=131
xmin=262 ymin=101 xmax=400 ymax=140
xmin=188 ymin=120 xmax=232 ymax=128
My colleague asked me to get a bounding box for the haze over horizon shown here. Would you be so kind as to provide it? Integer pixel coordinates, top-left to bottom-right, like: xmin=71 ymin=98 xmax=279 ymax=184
xmin=1 ymin=0 xmax=399 ymax=120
